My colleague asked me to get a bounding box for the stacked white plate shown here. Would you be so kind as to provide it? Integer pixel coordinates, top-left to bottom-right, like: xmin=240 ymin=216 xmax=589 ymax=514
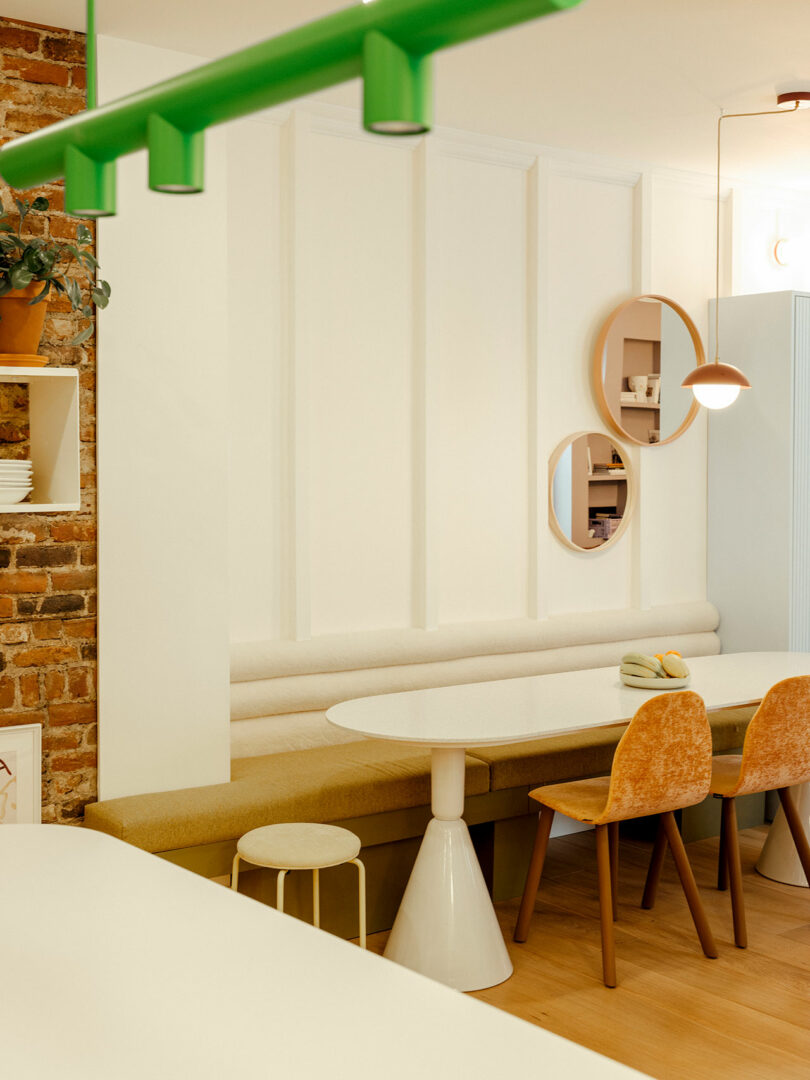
xmin=0 ymin=460 xmax=33 ymax=504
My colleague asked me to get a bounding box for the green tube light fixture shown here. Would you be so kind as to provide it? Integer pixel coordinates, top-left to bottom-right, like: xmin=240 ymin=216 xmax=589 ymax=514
xmin=0 ymin=0 xmax=583 ymax=218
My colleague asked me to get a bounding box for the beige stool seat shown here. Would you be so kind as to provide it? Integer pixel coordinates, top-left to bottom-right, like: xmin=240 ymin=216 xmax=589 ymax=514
xmin=237 ymin=823 xmax=361 ymax=870
xmin=231 ymin=822 xmax=366 ymax=948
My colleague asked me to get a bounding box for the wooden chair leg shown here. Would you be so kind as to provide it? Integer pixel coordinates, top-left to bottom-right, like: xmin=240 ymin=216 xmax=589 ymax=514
xmin=661 ymin=811 xmax=718 ymax=959
xmin=722 ymin=797 xmax=747 ymax=948
xmin=641 ymin=815 xmax=667 ymax=910
xmin=595 ymin=824 xmax=617 ymax=987
xmin=514 ymin=806 xmax=555 ymax=943
xmin=608 ymin=821 xmax=619 ymax=921
xmin=777 ymin=787 xmax=810 ymax=886
xmin=717 ymin=798 xmax=728 ymax=891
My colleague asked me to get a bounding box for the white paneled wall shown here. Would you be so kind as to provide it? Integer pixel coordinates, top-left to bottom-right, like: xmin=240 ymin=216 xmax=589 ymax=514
xmin=227 ymin=105 xmax=740 ymax=642
xmin=435 ymin=150 xmax=529 ymax=624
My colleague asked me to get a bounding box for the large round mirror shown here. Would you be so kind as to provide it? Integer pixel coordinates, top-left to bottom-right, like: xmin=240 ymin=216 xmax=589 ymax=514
xmin=549 ymin=432 xmax=634 ymax=552
xmin=593 ymin=295 xmax=704 ymax=446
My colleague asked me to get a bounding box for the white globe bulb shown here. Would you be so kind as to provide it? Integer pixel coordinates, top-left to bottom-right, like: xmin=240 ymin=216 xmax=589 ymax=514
xmin=692 ymin=383 xmax=741 ymax=410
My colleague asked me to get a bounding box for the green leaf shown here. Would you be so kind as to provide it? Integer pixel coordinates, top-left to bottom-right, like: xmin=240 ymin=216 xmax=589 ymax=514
xmin=80 ymin=252 xmax=99 ymax=270
xmin=9 ymin=264 xmax=33 ymax=289
xmin=51 ymin=278 xmax=67 ymax=294
xmin=69 ymin=324 xmax=94 ymax=346
xmin=76 ymin=224 xmax=92 ymax=244
xmin=66 ymin=277 xmax=81 ymax=309
xmin=14 ymin=197 xmax=28 ymax=219
xmin=31 ymin=196 xmax=49 ymax=212
xmin=29 ymin=281 xmax=51 ymax=305
xmin=91 ymin=287 xmax=110 ymax=309
xmin=0 ymin=222 xmax=13 ymax=233
xmin=100 ymin=279 xmax=111 ymax=298
xmin=0 ymin=277 xmax=12 ymax=298
xmin=81 ymin=304 xmax=92 ymax=318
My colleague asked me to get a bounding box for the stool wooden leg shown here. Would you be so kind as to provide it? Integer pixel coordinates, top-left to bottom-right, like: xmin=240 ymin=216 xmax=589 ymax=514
xmin=608 ymin=821 xmax=619 ymax=921
xmin=276 ymin=869 xmax=288 ymax=913
xmin=595 ymin=824 xmax=617 ymax=988
xmin=662 ymin=811 xmax=718 ymax=959
xmin=514 ymin=806 xmax=555 ymax=943
xmin=722 ymin=797 xmax=747 ymax=948
xmin=312 ymin=868 xmax=320 ymax=928
xmin=717 ymin=799 xmax=728 ymax=891
xmin=230 ymin=853 xmax=241 ymax=892
xmin=777 ymin=787 xmax=810 ymax=886
xmin=641 ymin=815 xmax=667 ymax=910
xmin=351 ymin=858 xmax=367 ymax=948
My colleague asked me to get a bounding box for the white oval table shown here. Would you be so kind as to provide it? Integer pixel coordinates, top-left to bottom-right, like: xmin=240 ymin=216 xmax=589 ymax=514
xmin=327 ymin=651 xmax=810 ymax=991
xmin=1 ymin=826 xmax=647 ymax=1079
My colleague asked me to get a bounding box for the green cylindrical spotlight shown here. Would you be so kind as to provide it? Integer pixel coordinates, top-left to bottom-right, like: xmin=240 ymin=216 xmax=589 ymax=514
xmin=64 ymin=144 xmax=116 ymax=217
xmin=363 ymin=31 xmax=432 ymax=136
xmin=147 ymin=114 xmax=205 ymax=194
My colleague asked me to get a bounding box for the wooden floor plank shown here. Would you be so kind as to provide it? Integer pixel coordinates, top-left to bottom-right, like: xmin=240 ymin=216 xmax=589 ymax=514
xmin=366 ymin=826 xmax=810 ymax=1079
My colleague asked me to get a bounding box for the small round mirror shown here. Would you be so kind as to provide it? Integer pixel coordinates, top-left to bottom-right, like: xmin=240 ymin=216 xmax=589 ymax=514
xmin=593 ymin=295 xmax=704 ymax=446
xmin=549 ymin=432 xmax=634 ymax=552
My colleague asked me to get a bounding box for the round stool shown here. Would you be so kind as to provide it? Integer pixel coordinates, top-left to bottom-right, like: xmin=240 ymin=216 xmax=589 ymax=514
xmin=230 ymin=823 xmax=366 ymax=947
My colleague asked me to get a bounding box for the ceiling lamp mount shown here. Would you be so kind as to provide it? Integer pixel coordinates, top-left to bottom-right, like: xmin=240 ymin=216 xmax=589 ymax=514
xmin=776 ymin=90 xmax=810 ymax=110
xmin=681 ymin=91 xmax=805 ymax=409
xmin=0 ymin=0 xmax=584 ymax=219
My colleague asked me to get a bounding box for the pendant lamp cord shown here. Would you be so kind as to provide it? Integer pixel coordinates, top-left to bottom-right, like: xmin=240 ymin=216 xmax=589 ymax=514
xmin=86 ymin=0 xmax=96 ymax=111
xmin=714 ymin=101 xmax=799 ymax=365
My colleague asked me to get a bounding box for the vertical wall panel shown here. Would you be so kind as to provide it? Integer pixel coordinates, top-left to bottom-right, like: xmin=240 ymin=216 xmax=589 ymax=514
xmin=644 ymin=179 xmax=717 ymax=608
xmin=302 ymin=129 xmax=414 ymax=634
xmin=98 ymin=37 xmax=230 ymax=797
xmin=792 ymin=295 xmax=810 ymax=651
xmin=434 ymin=153 xmax=529 ymax=623
xmin=227 ymin=119 xmax=283 ymax=642
xmin=541 ymin=169 xmax=635 ymax=615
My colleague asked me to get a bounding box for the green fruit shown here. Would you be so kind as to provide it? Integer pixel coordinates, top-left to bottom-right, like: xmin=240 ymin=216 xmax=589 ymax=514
xmin=621 ymin=662 xmax=662 ymax=679
xmin=662 ymin=654 xmax=689 ymax=678
xmin=621 ymin=652 xmax=664 ymax=676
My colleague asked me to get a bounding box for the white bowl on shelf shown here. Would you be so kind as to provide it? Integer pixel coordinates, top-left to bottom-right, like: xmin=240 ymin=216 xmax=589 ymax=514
xmin=0 ymin=487 xmax=33 ymax=504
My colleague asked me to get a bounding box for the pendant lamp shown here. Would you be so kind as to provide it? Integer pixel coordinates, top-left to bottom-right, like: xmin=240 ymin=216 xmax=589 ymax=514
xmin=682 ymin=93 xmax=805 ymax=409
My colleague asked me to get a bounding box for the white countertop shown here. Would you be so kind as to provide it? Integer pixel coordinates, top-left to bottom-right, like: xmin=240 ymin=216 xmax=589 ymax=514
xmin=327 ymin=652 xmax=810 ymax=746
xmin=1 ymin=827 xmax=645 ymax=1079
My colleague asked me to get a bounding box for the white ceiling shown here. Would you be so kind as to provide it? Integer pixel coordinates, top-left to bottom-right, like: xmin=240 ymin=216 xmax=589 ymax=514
xmin=7 ymin=0 xmax=810 ymax=189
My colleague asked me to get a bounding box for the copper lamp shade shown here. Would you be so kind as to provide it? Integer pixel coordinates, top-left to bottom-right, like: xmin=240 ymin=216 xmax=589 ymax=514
xmin=681 ymin=361 xmax=751 ymax=410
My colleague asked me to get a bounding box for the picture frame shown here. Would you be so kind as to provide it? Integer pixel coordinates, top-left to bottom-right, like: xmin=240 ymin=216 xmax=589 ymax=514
xmin=0 ymin=723 xmax=42 ymax=824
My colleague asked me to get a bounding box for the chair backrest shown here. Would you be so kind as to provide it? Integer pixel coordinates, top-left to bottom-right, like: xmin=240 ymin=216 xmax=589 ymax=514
xmin=732 ymin=676 xmax=810 ymax=796
xmin=601 ymin=691 xmax=712 ymax=823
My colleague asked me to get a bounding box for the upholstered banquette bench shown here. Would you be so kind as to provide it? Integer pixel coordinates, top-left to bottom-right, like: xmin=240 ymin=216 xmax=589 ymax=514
xmin=85 ymin=602 xmax=758 ymax=935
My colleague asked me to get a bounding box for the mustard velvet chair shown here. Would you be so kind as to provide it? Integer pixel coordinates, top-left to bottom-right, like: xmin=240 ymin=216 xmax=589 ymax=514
xmin=514 ymin=691 xmax=718 ymax=987
xmin=646 ymin=675 xmax=810 ymax=950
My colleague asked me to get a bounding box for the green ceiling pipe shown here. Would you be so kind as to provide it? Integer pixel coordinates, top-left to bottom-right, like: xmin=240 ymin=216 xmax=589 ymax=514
xmin=363 ymin=31 xmax=432 ymax=135
xmin=0 ymin=0 xmax=583 ymax=218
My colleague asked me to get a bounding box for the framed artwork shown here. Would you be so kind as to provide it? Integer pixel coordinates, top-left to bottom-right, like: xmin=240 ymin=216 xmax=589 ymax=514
xmin=0 ymin=723 xmax=42 ymax=824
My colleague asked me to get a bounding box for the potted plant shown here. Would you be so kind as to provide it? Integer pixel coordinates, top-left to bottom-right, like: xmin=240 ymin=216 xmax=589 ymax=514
xmin=0 ymin=195 xmax=111 ymax=364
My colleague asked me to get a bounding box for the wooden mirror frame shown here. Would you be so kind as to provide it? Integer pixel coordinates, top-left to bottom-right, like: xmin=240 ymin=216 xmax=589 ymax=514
xmin=548 ymin=430 xmax=636 ymax=554
xmin=592 ymin=294 xmax=705 ymax=448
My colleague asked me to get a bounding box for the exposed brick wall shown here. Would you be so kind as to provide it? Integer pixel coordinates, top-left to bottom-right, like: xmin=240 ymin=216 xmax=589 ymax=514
xmin=0 ymin=16 xmax=97 ymax=822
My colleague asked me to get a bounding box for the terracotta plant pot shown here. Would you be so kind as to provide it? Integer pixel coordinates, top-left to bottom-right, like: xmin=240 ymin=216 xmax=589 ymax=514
xmin=0 ymin=281 xmax=49 ymax=362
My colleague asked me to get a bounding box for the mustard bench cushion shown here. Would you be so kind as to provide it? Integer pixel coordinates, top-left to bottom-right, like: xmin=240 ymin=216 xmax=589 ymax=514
xmin=474 ymin=705 xmax=757 ymax=791
xmin=84 ymin=740 xmax=489 ymax=853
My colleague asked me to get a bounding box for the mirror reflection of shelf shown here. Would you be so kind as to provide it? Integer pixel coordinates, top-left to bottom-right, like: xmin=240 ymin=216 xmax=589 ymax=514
xmin=620 ymin=401 xmax=660 ymax=410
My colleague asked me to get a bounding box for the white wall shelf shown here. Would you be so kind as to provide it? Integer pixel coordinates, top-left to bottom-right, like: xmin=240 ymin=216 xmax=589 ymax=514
xmin=0 ymin=366 xmax=80 ymax=514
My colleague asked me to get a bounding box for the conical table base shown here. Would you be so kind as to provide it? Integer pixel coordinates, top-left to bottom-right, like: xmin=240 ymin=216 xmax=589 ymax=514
xmin=384 ymin=748 xmax=513 ymax=991
xmin=756 ymin=781 xmax=810 ymax=887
